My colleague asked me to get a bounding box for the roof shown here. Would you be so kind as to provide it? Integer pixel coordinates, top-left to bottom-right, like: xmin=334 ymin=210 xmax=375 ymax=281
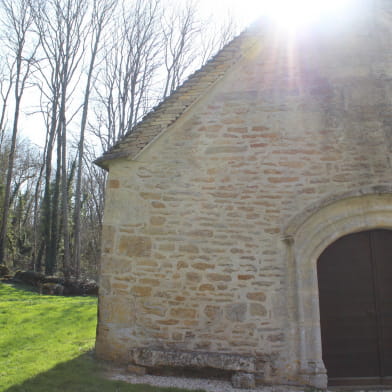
xmin=94 ymin=20 xmax=264 ymax=170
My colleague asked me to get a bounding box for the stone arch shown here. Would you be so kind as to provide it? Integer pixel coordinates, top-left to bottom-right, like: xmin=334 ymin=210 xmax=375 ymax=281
xmin=284 ymin=190 xmax=392 ymax=388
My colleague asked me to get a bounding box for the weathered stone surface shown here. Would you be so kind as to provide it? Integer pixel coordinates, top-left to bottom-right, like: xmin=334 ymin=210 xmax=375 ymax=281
xmin=199 ymin=284 xmax=215 ymax=291
xmin=205 ymin=146 xmax=248 ymax=154
xmin=108 ymin=179 xmax=120 ymax=189
xmin=150 ymin=216 xmax=166 ymax=225
xmin=246 ymin=292 xmax=266 ymax=302
xmin=140 ymin=300 xmax=167 ymax=317
xmin=207 ymin=273 xmax=232 ymax=282
xmin=268 ymin=333 xmax=284 ymax=342
xmin=131 ymin=286 xmax=152 ymax=297
xmin=179 ymin=244 xmax=199 ymax=254
xmin=101 ymin=225 xmax=116 ymax=253
xmin=170 ymin=308 xmax=197 ymax=319
xmin=238 ymin=274 xmax=253 ymax=280
xmin=250 ymin=303 xmax=267 ymax=317
xmin=151 ymin=201 xmax=165 ymax=209
xmin=118 ymin=236 xmax=151 ymax=257
xmin=231 ymin=372 xmax=256 ymax=389
xmin=156 ymin=319 xmax=178 ymax=325
xmin=186 ymin=272 xmax=202 ymax=283
xmin=204 ymin=305 xmax=221 ymax=320
xmin=127 ymin=364 xmax=147 ymax=376
xmin=131 ymin=348 xmax=256 ymax=372
xmin=140 ymin=192 xmax=161 ymax=200
xmin=225 ymin=303 xmax=247 ymax=322
xmin=192 ymin=262 xmax=214 ymax=270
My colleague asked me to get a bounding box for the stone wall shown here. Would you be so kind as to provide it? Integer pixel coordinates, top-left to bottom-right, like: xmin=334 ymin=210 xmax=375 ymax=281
xmin=96 ymin=1 xmax=392 ymax=387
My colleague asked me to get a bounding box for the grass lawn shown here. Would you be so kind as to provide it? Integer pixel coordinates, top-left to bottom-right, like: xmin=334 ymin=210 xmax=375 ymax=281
xmin=0 ymin=282 xmax=203 ymax=392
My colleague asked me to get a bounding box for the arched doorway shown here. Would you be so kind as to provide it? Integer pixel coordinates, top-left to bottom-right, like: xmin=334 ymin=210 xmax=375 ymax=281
xmin=283 ymin=190 xmax=392 ymax=388
xmin=317 ymin=229 xmax=392 ymax=385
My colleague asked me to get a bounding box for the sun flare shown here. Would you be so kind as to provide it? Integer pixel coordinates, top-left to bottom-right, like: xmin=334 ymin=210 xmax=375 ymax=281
xmin=258 ymin=0 xmax=356 ymax=30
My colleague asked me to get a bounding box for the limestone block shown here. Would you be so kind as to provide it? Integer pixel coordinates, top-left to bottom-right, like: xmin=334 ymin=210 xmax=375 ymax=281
xmin=118 ymin=235 xmax=152 ymax=258
xmin=246 ymin=292 xmax=266 ymax=302
xmin=204 ymin=305 xmax=222 ymax=320
xmin=170 ymin=307 xmax=197 ymax=319
xmin=127 ymin=364 xmax=147 ymax=376
xmin=101 ymin=225 xmax=116 ymax=254
xmin=131 ymin=348 xmax=256 ymax=372
xmin=250 ymin=303 xmax=267 ymax=317
xmin=225 ymin=303 xmax=247 ymax=322
xmin=231 ymin=372 xmax=256 ymax=389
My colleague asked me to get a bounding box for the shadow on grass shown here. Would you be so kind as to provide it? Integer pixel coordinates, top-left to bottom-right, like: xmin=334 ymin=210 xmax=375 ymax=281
xmin=1 ymin=281 xmax=97 ymax=300
xmin=4 ymin=352 xmax=205 ymax=392
xmin=0 ymin=281 xmax=41 ymax=297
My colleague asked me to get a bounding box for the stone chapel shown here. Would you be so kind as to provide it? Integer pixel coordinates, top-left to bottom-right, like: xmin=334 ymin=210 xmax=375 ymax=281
xmin=95 ymin=0 xmax=392 ymax=388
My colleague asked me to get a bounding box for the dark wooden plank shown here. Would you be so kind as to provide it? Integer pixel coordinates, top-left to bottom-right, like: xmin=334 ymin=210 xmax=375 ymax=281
xmin=372 ymin=230 xmax=392 ymax=378
xmin=317 ymin=231 xmax=380 ymax=379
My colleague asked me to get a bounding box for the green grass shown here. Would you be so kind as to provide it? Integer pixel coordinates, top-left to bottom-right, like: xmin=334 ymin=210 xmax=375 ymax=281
xmin=0 ymin=282 xmax=203 ymax=392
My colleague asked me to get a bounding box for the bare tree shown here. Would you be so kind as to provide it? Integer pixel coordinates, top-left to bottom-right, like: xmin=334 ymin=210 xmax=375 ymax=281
xmin=32 ymin=0 xmax=88 ymax=276
xmin=0 ymin=0 xmax=37 ymax=265
xmin=73 ymin=0 xmax=117 ymax=277
xmin=31 ymin=2 xmax=62 ymax=275
xmin=0 ymin=61 xmax=14 ymax=146
xmin=80 ymin=145 xmax=106 ymax=277
xmin=198 ymin=13 xmax=237 ymax=66
xmin=92 ymin=0 xmax=163 ymax=149
xmin=0 ymin=135 xmax=41 ymax=270
xmin=161 ymin=1 xmax=200 ymax=98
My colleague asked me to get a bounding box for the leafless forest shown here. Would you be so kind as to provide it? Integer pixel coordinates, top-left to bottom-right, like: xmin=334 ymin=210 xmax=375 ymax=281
xmin=0 ymin=0 xmax=235 ymax=279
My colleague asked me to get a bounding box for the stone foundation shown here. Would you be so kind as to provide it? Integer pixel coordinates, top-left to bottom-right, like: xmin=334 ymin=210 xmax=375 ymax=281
xmin=131 ymin=348 xmax=256 ymax=373
xmin=130 ymin=348 xmax=257 ymax=389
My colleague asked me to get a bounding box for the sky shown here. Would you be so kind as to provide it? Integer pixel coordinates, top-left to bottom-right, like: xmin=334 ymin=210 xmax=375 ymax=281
xmin=196 ymin=0 xmax=260 ymax=27
xmin=197 ymin=0 xmax=358 ymax=30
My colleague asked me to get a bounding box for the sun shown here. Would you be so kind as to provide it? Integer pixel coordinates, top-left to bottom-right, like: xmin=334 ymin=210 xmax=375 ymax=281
xmin=258 ymin=0 xmax=356 ymax=30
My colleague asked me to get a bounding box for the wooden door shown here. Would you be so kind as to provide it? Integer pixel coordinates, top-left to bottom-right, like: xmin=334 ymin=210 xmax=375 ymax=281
xmin=372 ymin=230 xmax=392 ymax=380
xmin=317 ymin=230 xmax=392 ymax=385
